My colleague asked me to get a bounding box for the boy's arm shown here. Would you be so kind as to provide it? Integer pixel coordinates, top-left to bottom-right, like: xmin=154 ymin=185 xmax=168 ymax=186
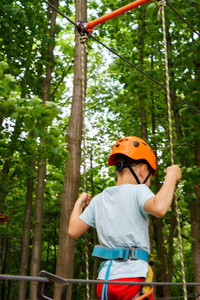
xmin=144 ymin=165 xmax=182 ymax=218
xmin=68 ymin=192 xmax=91 ymax=238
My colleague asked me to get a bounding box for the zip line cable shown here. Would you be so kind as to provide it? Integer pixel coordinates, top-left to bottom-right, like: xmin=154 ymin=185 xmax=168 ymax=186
xmin=42 ymin=0 xmax=200 ymax=114
xmin=166 ymin=0 xmax=200 ymax=37
xmin=89 ymin=34 xmax=200 ymax=113
xmin=42 ymin=0 xmax=76 ymax=27
xmin=158 ymin=1 xmax=187 ymax=299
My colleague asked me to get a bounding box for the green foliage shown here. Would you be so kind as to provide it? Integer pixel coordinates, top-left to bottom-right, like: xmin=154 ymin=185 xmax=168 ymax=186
xmin=0 ymin=0 xmax=200 ymax=298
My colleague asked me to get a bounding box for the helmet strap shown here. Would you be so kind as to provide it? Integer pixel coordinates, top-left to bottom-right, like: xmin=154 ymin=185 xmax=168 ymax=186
xmin=116 ymin=161 xmax=152 ymax=185
xmin=116 ymin=161 xmax=141 ymax=184
xmin=143 ymin=171 xmax=152 ymax=184
xmin=128 ymin=166 xmax=141 ymax=184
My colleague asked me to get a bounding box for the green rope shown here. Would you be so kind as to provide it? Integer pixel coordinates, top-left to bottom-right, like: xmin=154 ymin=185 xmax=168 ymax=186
xmin=80 ymin=34 xmax=90 ymax=300
xmin=157 ymin=2 xmax=188 ymax=300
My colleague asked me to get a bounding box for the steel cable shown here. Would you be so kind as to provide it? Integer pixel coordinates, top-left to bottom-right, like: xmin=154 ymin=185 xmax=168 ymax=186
xmin=1 ymin=274 xmax=200 ymax=286
xmin=166 ymin=0 xmax=200 ymax=37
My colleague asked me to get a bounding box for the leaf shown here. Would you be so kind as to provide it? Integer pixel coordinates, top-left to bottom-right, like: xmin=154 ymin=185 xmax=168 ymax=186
xmin=4 ymin=74 xmax=15 ymax=82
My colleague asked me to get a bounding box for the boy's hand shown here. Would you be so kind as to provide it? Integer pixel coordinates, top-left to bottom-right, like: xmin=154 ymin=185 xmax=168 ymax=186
xmin=77 ymin=192 xmax=91 ymax=208
xmin=166 ymin=165 xmax=182 ymax=182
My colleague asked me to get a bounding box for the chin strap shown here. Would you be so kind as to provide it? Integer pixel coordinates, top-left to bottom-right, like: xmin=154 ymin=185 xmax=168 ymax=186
xmin=116 ymin=161 xmax=152 ymax=185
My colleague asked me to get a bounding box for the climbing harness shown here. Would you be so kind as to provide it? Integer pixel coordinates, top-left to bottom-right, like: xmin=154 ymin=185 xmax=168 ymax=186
xmin=92 ymin=245 xmax=154 ymax=300
xmin=157 ymin=1 xmax=187 ymax=299
xmin=93 ymin=245 xmax=153 ymax=262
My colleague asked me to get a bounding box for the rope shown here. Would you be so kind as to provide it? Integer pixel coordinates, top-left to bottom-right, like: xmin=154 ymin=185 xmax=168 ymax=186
xmin=86 ymin=0 xmax=152 ymax=32
xmin=80 ymin=33 xmax=90 ymax=300
xmin=1 ymin=274 xmax=200 ymax=286
xmin=41 ymin=0 xmax=200 ymax=114
xmin=157 ymin=2 xmax=187 ymax=300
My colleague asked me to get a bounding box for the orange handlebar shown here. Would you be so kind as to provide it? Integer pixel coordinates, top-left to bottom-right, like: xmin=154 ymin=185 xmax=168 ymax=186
xmin=86 ymin=0 xmax=152 ymax=32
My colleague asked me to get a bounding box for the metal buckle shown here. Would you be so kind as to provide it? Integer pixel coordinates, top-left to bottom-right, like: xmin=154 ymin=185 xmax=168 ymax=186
xmin=37 ymin=270 xmax=68 ymax=300
xmin=129 ymin=247 xmax=137 ymax=260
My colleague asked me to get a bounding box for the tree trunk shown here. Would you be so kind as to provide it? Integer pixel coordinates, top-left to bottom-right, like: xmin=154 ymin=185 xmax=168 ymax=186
xmin=190 ymin=31 xmax=200 ymax=291
xmin=138 ymin=6 xmax=148 ymax=140
xmin=0 ymin=227 xmax=9 ymax=299
xmin=189 ymin=197 xmax=200 ymax=294
xmin=30 ymin=2 xmax=58 ymax=299
xmin=29 ymin=156 xmax=46 ymax=300
xmin=190 ymin=139 xmax=200 ymax=293
xmin=54 ymin=0 xmax=87 ymax=298
xmin=18 ymin=160 xmax=35 ymax=300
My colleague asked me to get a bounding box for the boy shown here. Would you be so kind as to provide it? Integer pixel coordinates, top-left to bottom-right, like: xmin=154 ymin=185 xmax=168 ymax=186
xmin=68 ymin=136 xmax=181 ymax=300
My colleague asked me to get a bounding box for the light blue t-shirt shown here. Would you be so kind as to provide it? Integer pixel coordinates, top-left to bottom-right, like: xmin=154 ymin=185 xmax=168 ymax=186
xmin=79 ymin=184 xmax=155 ymax=280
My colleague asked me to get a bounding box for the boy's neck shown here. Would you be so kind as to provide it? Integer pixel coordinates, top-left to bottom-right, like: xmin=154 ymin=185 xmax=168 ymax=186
xmin=115 ymin=175 xmax=138 ymax=186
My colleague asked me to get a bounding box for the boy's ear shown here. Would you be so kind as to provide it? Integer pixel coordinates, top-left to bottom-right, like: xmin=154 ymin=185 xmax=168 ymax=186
xmin=140 ymin=164 xmax=148 ymax=176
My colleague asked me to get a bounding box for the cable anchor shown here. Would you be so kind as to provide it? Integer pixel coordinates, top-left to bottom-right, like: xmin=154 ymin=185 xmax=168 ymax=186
xmin=37 ymin=270 xmax=68 ymax=300
xmin=76 ymin=20 xmax=89 ymax=36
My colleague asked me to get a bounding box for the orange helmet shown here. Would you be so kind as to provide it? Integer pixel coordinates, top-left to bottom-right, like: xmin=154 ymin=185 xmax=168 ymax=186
xmin=108 ymin=136 xmax=157 ymax=175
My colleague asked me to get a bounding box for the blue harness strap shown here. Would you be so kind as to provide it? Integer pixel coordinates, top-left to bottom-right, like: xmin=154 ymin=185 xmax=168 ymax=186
xmin=92 ymin=245 xmax=149 ymax=262
xmin=101 ymin=248 xmax=114 ymax=300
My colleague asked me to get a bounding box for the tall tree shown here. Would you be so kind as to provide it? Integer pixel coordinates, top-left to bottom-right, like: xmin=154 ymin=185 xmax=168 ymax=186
xmin=18 ymin=160 xmax=35 ymax=300
xmin=54 ymin=0 xmax=87 ymax=298
xmin=30 ymin=1 xmax=58 ymax=299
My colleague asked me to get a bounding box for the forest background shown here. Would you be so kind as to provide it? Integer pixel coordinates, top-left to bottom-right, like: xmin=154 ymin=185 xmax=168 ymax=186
xmin=0 ymin=0 xmax=200 ymax=299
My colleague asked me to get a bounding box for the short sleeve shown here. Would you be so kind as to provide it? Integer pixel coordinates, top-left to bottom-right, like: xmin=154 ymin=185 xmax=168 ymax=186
xmin=136 ymin=185 xmax=155 ymax=214
xmin=79 ymin=198 xmax=96 ymax=228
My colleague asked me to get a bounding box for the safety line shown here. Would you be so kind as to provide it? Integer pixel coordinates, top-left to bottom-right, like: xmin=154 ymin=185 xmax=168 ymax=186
xmin=166 ymin=0 xmax=200 ymax=37
xmin=80 ymin=33 xmax=90 ymax=300
xmin=158 ymin=2 xmax=187 ymax=300
xmin=42 ymin=0 xmax=200 ymax=114
xmin=1 ymin=275 xmax=200 ymax=286
xmin=86 ymin=0 xmax=152 ymax=32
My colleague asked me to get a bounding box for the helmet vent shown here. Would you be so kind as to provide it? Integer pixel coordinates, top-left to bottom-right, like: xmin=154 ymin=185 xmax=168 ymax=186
xmin=116 ymin=144 xmax=120 ymax=147
xmin=133 ymin=141 xmax=140 ymax=147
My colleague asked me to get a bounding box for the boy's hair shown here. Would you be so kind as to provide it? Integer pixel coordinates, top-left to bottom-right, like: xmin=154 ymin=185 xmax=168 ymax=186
xmin=115 ymin=154 xmax=154 ymax=174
